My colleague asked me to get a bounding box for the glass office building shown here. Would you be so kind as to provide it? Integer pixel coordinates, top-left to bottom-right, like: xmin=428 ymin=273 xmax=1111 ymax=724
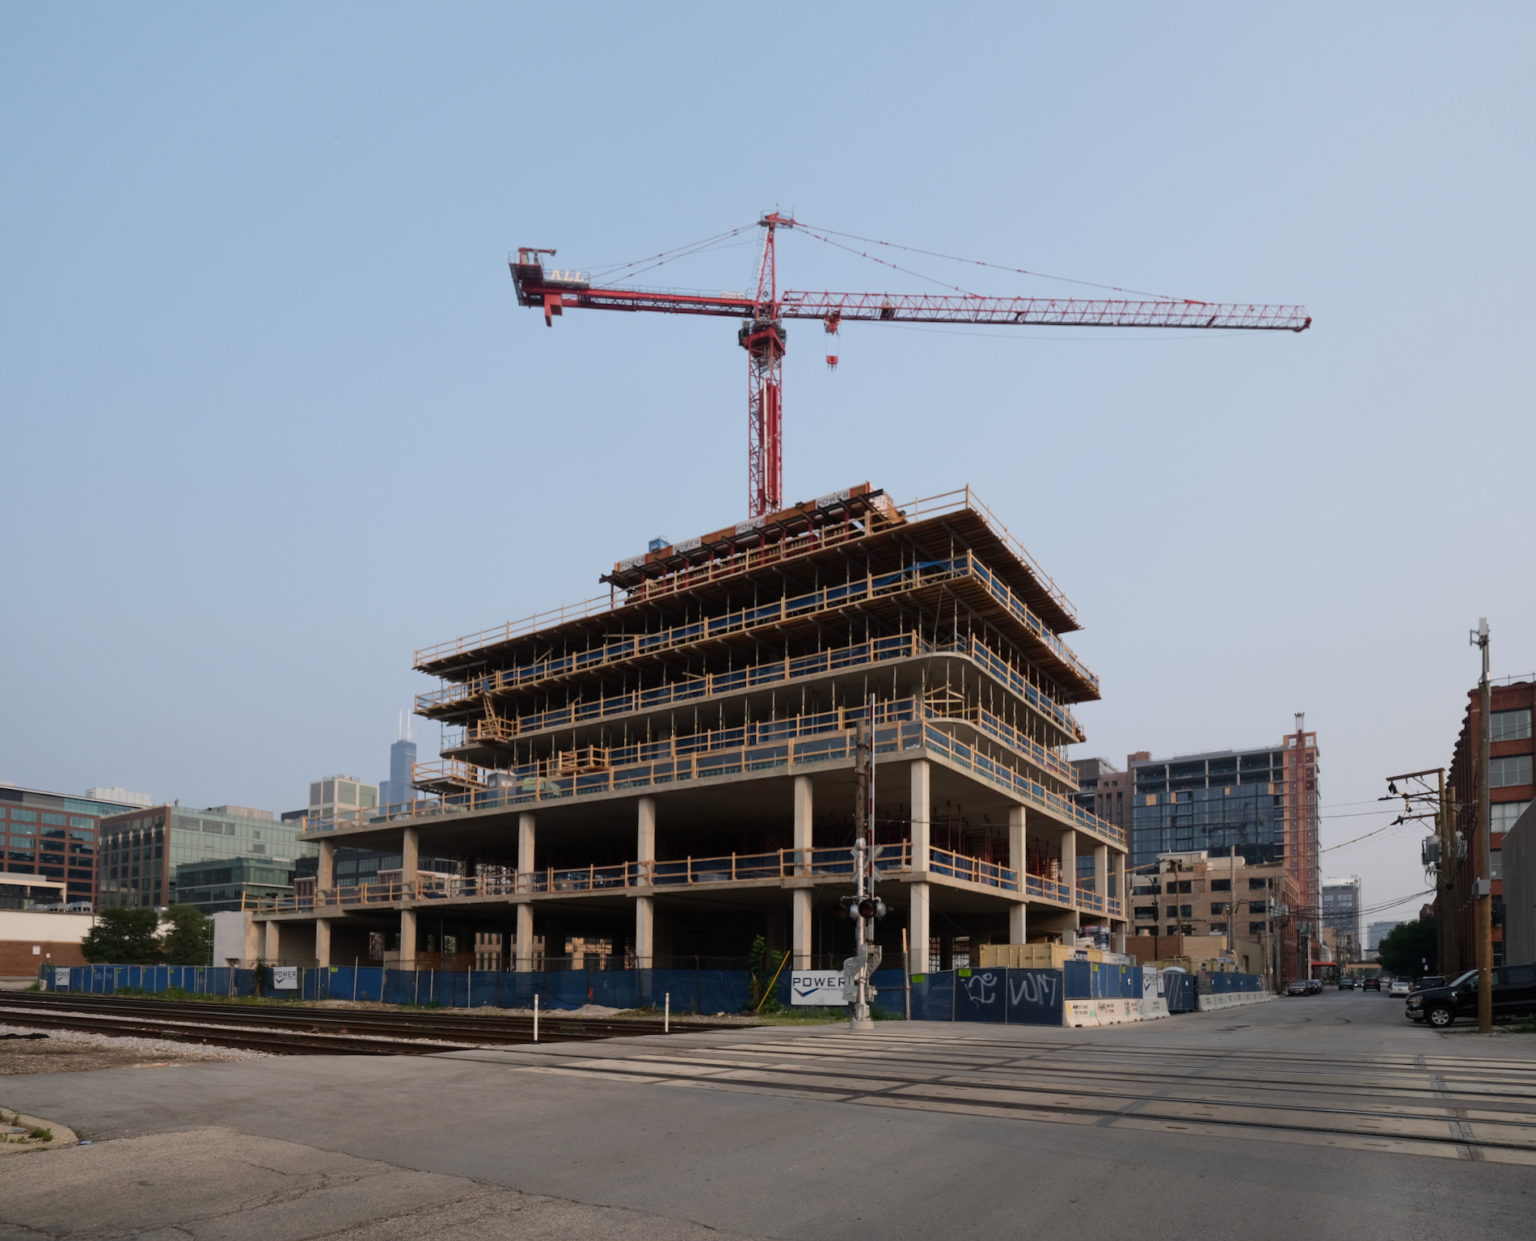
xmin=0 ymin=784 xmax=140 ymax=906
xmin=97 ymin=804 xmax=316 ymax=909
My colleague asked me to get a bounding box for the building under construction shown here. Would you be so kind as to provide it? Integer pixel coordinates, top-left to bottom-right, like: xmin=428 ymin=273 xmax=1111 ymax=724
xmin=254 ymin=485 xmax=1128 ymax=972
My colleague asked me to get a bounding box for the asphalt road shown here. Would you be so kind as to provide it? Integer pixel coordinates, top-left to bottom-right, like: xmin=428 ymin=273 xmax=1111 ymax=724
xmin=2 ymin=989 xmax=1534 ymax=1240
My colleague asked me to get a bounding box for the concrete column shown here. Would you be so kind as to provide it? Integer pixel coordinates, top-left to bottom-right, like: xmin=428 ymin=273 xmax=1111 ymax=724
xmin=793 ymin=776 xmax=813 ymax=864
xmin=317 ymin=839 xmax=335 ymax=893
xmin=1112 ymin=850 xmax=1127 ymax=952
xmin=1008 ymin=803 xmax=1028 ymax=945
xmin=263 ymin=919 xmax=280 ymax=963
xmin=791 ymin=890 xmax=813 ymax=969
xmin=909 ymin=883 xmax=931 ymax=975
xmin=1008 ymin=805 xmax=1027 ymax=891
xmin=315 ymin=917 xmax=332 ymax=969
xmin=635 ymin=896 xmax=654 ymax=968
xmin=515 ymin=904 xmax=534 ymax=972
xmin=792 ymin=776 xmax=813 ymax=968
xmin=1060 ymin=828 xmax=1080 ymax=932
xmin=636 ymin=797 xmax=655 ymax=873
xmin=909 ymin=761 xmax=930 ymax=871
xmin=517 ymin=812 xmax=536 ymax=876
xmin=401 ymin=827 xmax=419 ymax=894
xmin=1094 ymin=843 xmax=1109 ymax=906
xmin=399 ymin=907 xmax=417 ymax=970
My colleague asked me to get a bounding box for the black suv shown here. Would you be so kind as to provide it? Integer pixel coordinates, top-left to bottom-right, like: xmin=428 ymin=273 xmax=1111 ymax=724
xmin=1405 ymin=964 xmax=1536 ymax=1028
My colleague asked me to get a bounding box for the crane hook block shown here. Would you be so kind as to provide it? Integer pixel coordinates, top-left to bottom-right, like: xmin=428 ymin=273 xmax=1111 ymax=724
xmin=826 ymin=355 xmax=838 ymax=371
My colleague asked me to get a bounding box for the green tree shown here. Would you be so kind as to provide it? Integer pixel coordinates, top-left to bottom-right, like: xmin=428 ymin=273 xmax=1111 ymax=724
xmin=80 ymin=907 xmax=162 ymax=964
xmin=745 ymin=934 xmax=785 ymax=1013
xmin=158 ymin=904 xmax=213 ymax=965
xmin=1377 ymin=916 xmax=1437 ymax=978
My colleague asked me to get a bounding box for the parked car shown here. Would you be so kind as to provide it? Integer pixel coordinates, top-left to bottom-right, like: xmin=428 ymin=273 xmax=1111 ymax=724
xmin=1305 ymin=978 xmax=1323 ymax=994
xmin=1285 ymin=979 xmax=1311 ymax=996
xmin=1339 ymin=977 xmax=1356 ymax=990
xmin=1406 ymin=964 xmax=1536 ymax=1028
xmin=1414 ymin=975 xmax=1447 ymax=991
xmin=1361 ymin=976 xmax=1381 ymax=991
xmin=1388 ymin=978 xmax=1412 ymax=997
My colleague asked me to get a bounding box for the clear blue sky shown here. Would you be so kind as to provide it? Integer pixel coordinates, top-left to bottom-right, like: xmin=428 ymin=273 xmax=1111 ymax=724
xmin=3 ymin=4 xmax=1532 ymax=927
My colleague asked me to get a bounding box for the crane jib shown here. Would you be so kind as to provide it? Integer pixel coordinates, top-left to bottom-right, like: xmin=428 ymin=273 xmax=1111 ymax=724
xmin=508 ymin=239 xmax=1310 ymax=515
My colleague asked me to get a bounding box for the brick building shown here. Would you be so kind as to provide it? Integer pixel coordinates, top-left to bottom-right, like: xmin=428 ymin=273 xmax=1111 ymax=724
xmin=1450 ymin=676 xmax=1534 ymax=970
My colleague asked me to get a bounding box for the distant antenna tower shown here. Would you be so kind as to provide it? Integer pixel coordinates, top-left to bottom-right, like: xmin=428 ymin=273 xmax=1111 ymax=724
xmin=397 ymin=709 xmax=414 ymax=743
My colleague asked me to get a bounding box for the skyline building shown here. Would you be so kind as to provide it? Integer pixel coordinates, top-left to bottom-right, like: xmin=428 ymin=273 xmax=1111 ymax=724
xmin=1366 ymin=918 xmax=1401 ymax=952
xmin=1322 ymin=876 xmax=1362 ymax=962
xmin=379 ymin=713 xmax=417 ymax=812
xmin=307 ymin=775 xmax=378 ymax=824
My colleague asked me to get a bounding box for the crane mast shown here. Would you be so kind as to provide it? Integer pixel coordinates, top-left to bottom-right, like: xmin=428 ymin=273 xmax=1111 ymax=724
xmin=510 ymin=216 xmax=1311 ymax=518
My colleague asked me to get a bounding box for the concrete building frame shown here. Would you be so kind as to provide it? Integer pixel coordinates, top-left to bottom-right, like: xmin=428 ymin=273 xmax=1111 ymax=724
xmin=253 ymin=486 xmax=1129 ymax=972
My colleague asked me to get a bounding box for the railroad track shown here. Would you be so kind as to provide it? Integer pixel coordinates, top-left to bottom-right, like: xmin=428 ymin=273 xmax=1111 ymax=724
xmin=468 ymin=1026 xmax=1536 ymax=1164
xmin=0 ymin=992 xmax=685 ymax=1055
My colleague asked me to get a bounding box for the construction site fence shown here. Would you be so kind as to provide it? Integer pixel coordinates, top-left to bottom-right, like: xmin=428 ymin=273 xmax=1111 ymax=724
xmin=909 ymin=962 xmax=1149 ymax=1024
xmin=39 ymin=963 xmax=908 ymax=1017
xmin=1200 ymin=972 xmax=1265 ymax=994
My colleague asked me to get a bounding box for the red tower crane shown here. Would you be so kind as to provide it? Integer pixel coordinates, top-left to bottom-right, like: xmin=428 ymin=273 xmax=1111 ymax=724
xmin=510 ymin=215 xmax=1310 ymax=518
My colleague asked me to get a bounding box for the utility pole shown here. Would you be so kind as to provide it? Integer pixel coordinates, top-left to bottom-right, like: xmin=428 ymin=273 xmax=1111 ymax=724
xmin=1227 ymin=844 xmax=1236 ymax=957
xmin=1471 ymin=618 xmax=1493 ymax=1034
xmin=1384 ymin=766 xmax=1457 ymax=975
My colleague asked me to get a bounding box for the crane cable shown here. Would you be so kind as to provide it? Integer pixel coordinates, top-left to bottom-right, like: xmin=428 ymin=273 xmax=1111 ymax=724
xmin=794 ymin=219 xmax=1185 ymax=301
xmin=587 ymin=222 xmax=760 ymax=284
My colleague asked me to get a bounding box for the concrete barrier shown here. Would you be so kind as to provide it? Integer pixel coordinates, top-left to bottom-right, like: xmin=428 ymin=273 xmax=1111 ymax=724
xmin=1137 ymin=994 xmax=1171 ymax=1020
xmin=1196 ymin=990 xmax=1273 ymax=1012
xmin=1065 ymin=998 xmax=1143 ymax=1027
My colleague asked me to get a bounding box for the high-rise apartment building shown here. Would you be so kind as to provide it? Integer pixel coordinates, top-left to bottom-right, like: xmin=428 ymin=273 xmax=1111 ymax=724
xmin=1450 ymin=676 xmax=1533 ymax=970
xmin=1129 ymin=719 xmax=1321 ymax=977
xmin=253 ymin=485 xmax=1128 ymax=971
xmin=1322 ymin=876 xmax=1361 ymax=962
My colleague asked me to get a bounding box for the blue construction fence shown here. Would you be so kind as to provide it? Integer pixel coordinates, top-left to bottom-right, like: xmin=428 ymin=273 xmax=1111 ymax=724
xmin=910 ymin=962 xmax=1142 ymax=1024
xmin=1202 ymin=971 xmax=1264 ymax=993
xmin=40 ymin=963 xmax=909 ymax=1016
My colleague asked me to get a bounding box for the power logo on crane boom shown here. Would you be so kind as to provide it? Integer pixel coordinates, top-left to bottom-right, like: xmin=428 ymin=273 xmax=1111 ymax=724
xmin=510 ymin=214 xmax=1311 ymax=518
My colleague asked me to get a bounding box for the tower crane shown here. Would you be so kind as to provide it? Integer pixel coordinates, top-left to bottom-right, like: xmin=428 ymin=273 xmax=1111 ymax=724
xmin=510 ymin=214 xmax=1311 ymax=518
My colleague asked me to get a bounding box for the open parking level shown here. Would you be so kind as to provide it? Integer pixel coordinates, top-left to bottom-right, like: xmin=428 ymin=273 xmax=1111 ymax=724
xmin=3 ymin=990 xmax=1535 ymax=1239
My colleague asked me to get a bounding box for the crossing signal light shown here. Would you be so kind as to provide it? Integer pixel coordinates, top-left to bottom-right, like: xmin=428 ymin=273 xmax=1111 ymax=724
xmin=857 ymin=897 xmax=886 ymax=920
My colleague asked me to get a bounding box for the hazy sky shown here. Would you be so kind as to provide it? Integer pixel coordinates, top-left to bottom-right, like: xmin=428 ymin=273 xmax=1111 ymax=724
xmin=3 ymin=5 xmax=1532 ymax=929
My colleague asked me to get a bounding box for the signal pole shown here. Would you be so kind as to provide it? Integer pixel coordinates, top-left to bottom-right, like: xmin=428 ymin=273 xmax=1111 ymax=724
xmin=1471 ymin=619 xmax=1493 ymax=1034
xmin=847 ymin=708 xmax=882 ymax=1030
